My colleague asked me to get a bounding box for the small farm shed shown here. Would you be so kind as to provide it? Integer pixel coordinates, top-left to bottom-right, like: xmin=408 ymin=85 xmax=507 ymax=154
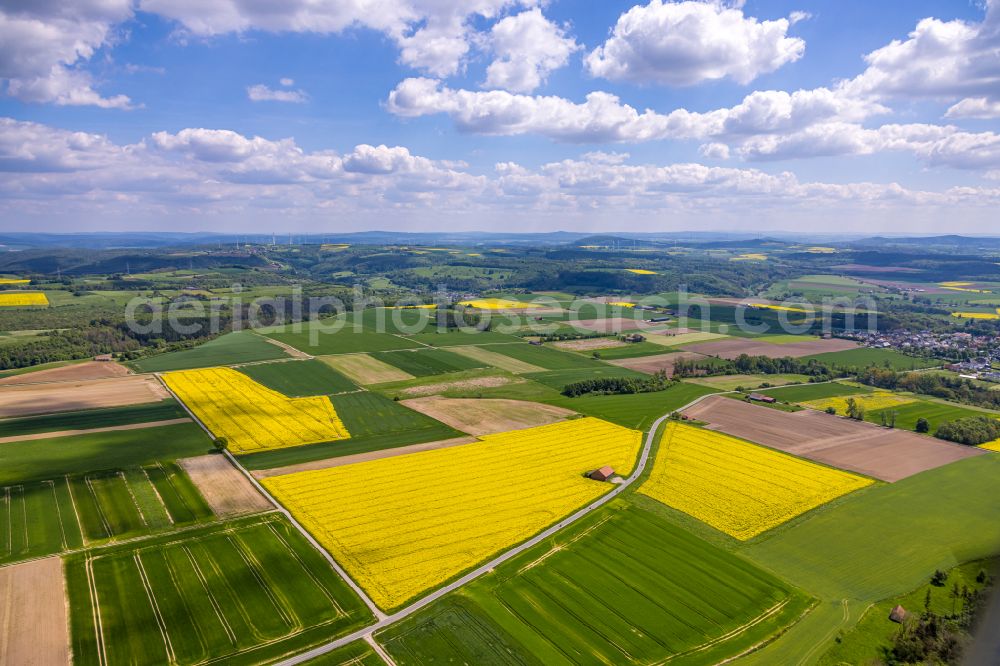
xmin=589 ymin=466 xmax=615 ymax=482
xmin=889 ymin=605 xmax=908 ymax=623
xmin=748 ymin=393 xmax=776 ymax=404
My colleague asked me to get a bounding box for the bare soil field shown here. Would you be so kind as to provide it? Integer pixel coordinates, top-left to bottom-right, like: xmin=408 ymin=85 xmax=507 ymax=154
xmin=0 ymin=375 xmax=169 ymax=418
xmin=253 ymin=436 xmax=478 ymax=478
xmin=178 ymin=454 xmax=272 ymax=516
xmin=320 ymin=353 xmax=414 ymax=384
xmin=683 ymin=337 xmax=859 ymax=359
xmin=645 ymin=331 xmax=729 ymax=347
xmin=609 ymin=351 xmax=707 ymax=376
xmin=0 ymin=417 xmax=190 ymax=445
xmin=572 ymin=317 xmax=647 ymax=334
xmin=552 ymin=337 xmax=628 ymax=352
xmin=400 ymin=375 xmax=520 ymax=397
xmin=0 ymin=556 xmax=69 ymax=665
xmin=0 ymin=360 xmax=130 ymax=385
xmin=399 ymin=396 xmax=576 ymax=435
xmin=683 ymin=395 xmax=984 ymax=482
xmin=445 ymin=346 xmax=545 ymax=374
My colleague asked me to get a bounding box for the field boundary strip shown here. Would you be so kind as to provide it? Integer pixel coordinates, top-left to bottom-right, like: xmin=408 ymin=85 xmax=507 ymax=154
xmin=273 ymin=390 xmax=725 ymax=666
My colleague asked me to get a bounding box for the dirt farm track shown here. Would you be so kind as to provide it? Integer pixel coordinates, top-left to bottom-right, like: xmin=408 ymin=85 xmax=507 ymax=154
xmin=683 ymin=396 xmax=984 ymax=482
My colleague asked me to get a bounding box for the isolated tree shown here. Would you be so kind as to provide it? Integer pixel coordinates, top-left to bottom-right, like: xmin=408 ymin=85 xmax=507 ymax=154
xmin=916 ymin=417 xmax=930 ymax=433
xmin=845 ymin=398 xmax=858 ymax=419
xmin=826 ymin=406 xmax=837 ymax=415
xmin=213 ymin=437 xmax=229 ymax=452
xmin=932 ymin=569 xmax=948 ymax=587
xmin=889 ymin=411 xmax=897 ymax=428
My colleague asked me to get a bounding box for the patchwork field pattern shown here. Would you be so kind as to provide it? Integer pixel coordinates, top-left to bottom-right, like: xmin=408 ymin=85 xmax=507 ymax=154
xmin=164 ymin=367 xmax=350 ymax=453
xmin=66 ymin=515 xmax=373 ymax=666
xmin=381 ymin=503 xmax=811 ymax=666
xmin=264 ymin=417 xmax=641 ymax=609
xmin=641 ymin=423 xmax=873 ymax=540
xmin=0 ymin=462 xmax=213 ymax=565
xmin=802 ymin=391 xmax=917 ymax=414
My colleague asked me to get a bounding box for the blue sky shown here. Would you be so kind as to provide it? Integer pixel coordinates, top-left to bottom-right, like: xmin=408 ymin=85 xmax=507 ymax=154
xmin=1 ymin=0 xmax=998 ymax=233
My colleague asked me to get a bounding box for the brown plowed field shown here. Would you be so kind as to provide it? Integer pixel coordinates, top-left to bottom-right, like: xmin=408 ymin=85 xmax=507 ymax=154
xmin=682 ymin=395 xmax=984 ymax=482
xmin=0 ymin=556 xmax=69 ymax=665
xmin=682 ymin=337 xmax=859 ymax=359
xmin=0 ymin=375 xmax=168 ymax=417
xmin=399 ymin=396 xmax=575 ymax=435
xmin=609 ymin=351 xmax=707 ymax=376
xmin=179 ymin=455 xmax=272 ymax=516
xmin=0 ymin=360 xmax=130 ymax=385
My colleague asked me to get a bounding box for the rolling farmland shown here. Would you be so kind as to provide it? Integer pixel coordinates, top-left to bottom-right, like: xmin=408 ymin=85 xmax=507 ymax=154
xmin=370 ymin=348 xmax=486 ymax=377
xmin=237 ymin=359 xmax=358 ymax=396
xmin=66 ymin=514 xmax=374 ymax=665
xmin=130 ymin=331 xmax=290 ymax=373
xmin=380 ymin=501 xmax=812 ymax=665
xmin=264 ymin=417 xmax=641 ymax=609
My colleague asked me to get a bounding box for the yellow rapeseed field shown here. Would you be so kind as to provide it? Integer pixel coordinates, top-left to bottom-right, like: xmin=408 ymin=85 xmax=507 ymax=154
xmin=163 ymin=367 xmax=349 ymax=453
xmin=458 ymin=297 xmax=541 ymax=310
xmin=640 ymin=423 xmax=872 ymax=540
xmin=0 ymin=292 xmax=48 ymax=306
xmin=979 ymin=439 xmax=1000 ymax=453
xmin=264 ymin=417 xmax=641 ymax=609
xmin=805 ymin=246 xmax=837 ymax=254
xmin=392 ymin=304 xmax=436 ymax=309
xmin=951 ymin=311 xmax=1000 ymax=320
xmin=625 ymin=268 xmax=658 ymax=275
xmin=0 ymin=278 xmax=30 ymax=285
xmin=605 ymin=301 xmax=636 ymax=307
xmin=751 ymin=303 xmax=809 ymax=313
xmin=731 ymin=253 xmax=768 ymax=261
xmin=802 ymin=390 xmax=916 ymax=414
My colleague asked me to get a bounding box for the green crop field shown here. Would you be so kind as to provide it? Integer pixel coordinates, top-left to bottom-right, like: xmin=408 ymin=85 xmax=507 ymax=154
xmin=757 ymin=381 xmax=874 ymax=402
xmin=818 ymin=559 xmax=995 ymax=666
xmin=402 ymin=330 xmax=522 ymax=347
xmin=130 ymin=331 xmax=290 ymax=372
xmin=380 ymin=501 xmax=811 ymax=666
xmin=802 ymin=347 xmax=942 ymax=370
xmin=546 ymin=381 xmax=719 ymax=430
xmin=0 ymin=399 xmax=187 ymax=439
xmin=239 ymin=391 xmax=461 ymax=470
xmin=266 ymin=321 xmax=422 ymax=354
xmin=371 ymin=348 xmax=486 ymax=377
xmin=0 ymin=422 xmax=214 ymax=485
xmin=743 ymin=455 xmax=1000 ymax=602
xmin=865 ymin=396 xmax=996 ymax=433
xmin=238 ymin=359 xmax=357 ymax=395
xmin=0 ymin=461 xmax=213 ymax=565
xmin=302 ymin=641 xmax=386 ymax=665
xmin=66 ymin=514 xmax=374 ymax=666
xmin=581 ymin=341 xmax=677 ymax=359
xmin=525 ymin=366 xmax=649 ymax=390
xmin=482 ymin=342 xmax=606 ymax=369
xmin=686 ymin=373 xmax=812 ymax=391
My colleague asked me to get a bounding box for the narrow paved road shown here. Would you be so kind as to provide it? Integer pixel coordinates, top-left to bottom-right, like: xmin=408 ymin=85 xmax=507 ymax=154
xmin=277 ymin=391 xmax=723 ymax=665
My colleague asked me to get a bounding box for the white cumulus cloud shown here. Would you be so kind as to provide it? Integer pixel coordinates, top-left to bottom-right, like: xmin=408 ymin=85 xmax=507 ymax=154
xmin=484 ymin=8 xmax=579 ymax=93
xmin=247 ymin=83 xmax=309 ymax=103
xmin=585 ymin=0 xmax=806 ymax=86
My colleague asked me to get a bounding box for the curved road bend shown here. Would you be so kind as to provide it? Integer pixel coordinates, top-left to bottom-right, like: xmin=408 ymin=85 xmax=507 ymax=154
xmin=277 ymin=390 xmax=723 ymax=665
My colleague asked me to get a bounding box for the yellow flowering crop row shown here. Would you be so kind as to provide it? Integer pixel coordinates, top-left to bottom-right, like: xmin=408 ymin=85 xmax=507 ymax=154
xmin=458 ymin=298 xmax=541 ymax=310
xmin=264 ymin=417 xmax=641 ymax=609
xmin=805 ymin=246 xmax=837 ymax=254
xmin=802 ymin=391 xmax=917 ymax=414
xmin=605 ymin=301 xmax=636 ymax=307
xmin=951 ymin=311 xmax=1000 ymax=320
xmin=731 ymin=253 xmax=768 ymax=261
xmin=979 ymin=439 xmax=1000 ymax=453
xmin=625 ymin=268 xmax=657 ymax=275
xmin=0 ymin=278 xmax=29 ymax=284
xmin=640 ymin=423 xmax=872 ymax=540
xmin=751 ymin=303 xmax=808 ymax=313
xmin=0 ymin=292 xmax=48 ymax=306
xmin=163 ymin=367 xmax=349 ymax=453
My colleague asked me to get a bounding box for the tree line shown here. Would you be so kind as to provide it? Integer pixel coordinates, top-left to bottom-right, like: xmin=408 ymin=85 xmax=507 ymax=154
xmin=562 ymin=371 xmax=673 ymax=397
